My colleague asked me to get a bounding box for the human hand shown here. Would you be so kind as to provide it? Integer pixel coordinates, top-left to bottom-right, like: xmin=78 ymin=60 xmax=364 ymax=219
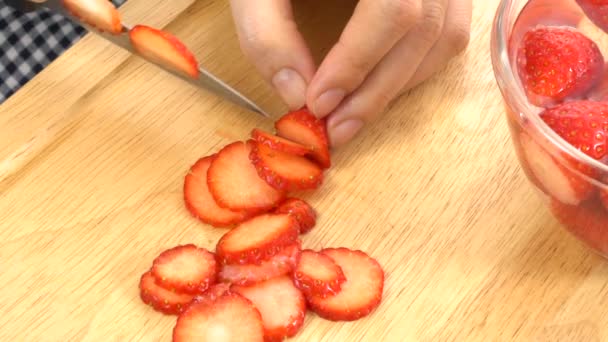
xmin=229 ymin=0 xmax=472 ymax=147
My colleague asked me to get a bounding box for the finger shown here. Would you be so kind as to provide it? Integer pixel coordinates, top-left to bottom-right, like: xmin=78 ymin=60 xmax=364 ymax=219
xmin=229 ymin=0 xmax=316 ymax=110
xmin=325 ymin=0 xmax=449 ymax=147
xmin=306 ymin=0 xmax=423 ymax=118
xmin=404 ymin=0 xmax=472 ymax=90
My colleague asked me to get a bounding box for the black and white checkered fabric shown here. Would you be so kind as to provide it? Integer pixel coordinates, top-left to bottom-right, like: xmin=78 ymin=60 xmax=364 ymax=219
xmin=0 ymin=0 xmax=126 ymax=104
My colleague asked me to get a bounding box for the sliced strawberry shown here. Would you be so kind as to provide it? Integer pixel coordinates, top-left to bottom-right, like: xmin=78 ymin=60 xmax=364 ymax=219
xmin=275 ymin=108 xmax=331 ymax=168
xmin=216 ymin=213 xmax=299 ymax=265
xmin=219 ymin=242 xmax=301 ymax=286
xmin=208 ymin=141 xmax=285 ymax=213
xmin=139 ymin=270 xmax=194 ymax=315
xmin=184 ymin=155 xmax=251 ymax=228
xmin=274 ymin=198 xmax=317 ymax=234
xmin=293 ymin=250 xmax=346 ymax=298
xmin=576 ymin=0 xmax=608 ymax=34
xmin=551 ymin=198 xmax=608 ymax=255
xmin=602 ymin=188 xmax=608 ymax=209
xmin=307 ymin=248 xmax=384 ymax=322
xmin=129 ymin=25 xmax=199 ymax=79
xmin=63 ymin=0 xmax=121 ymax=34
xmin=516 ymin=26 xmax=604 ymax=107
xmin=191 ymin=283 xmax=232 ymax=307
xmin=151 ymin=244 xmax=217 ymax=294
xmin=249 ymin=140 xmax=323 ymax=191
xmin=251 ymin=129 xmax=312 ymax=156
xmin=173 ymin=292 xmax=265 ymax=342
xmin=232 ymin=276 xmax=306 ymax=341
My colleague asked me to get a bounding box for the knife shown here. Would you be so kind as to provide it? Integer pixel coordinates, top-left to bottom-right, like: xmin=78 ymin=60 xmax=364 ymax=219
xmin=6 ymin=0 xmax=270 ymax=117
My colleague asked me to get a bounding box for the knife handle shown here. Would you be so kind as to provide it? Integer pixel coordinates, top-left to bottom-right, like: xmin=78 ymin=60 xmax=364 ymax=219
xmin=5 ymin=0 xmax=46 ymax=13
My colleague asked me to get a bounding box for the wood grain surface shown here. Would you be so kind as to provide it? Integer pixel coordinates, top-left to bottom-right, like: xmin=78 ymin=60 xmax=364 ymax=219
xmin=2 ymin=0 xmax=607 ymax=341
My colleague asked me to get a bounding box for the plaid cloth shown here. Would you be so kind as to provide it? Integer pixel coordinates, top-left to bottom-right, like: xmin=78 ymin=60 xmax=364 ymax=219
xmin=0 ymin=0 xmax=126 ymax=104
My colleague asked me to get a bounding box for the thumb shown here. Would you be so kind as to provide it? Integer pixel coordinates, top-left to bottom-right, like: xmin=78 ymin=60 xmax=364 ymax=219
xmin=229 ymin=0 xmax=316 ymax=110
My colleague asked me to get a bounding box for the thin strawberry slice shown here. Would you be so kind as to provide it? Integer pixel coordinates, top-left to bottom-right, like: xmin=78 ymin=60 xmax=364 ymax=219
xmin=129 ymin=25 xmax=199 ymax=79
xmin=251 ymin=129 xmax=312 ymax=156
xmin=219 ymin=242 xmax=302 ymax=286
xmin=63 ymin=0 xmax=121 ymax=34
xmin=602 ymin=188 xmax=608 ymax=210
xmin=208 ymin=141 xmax=285 ymax=213
xmin=216 ymin=213 xmax=299 ymax=265
xmin=293 ymin=250 xmax=346 ymax=298
xmin=139 ymin=270 xmax=194 ymax=315
xmin=274 ymin=198 xmax=317 ymax=234
xmin=232 ymin=276 xmax=306 ymax=342
xmin=173 ymin=293 xmax=265 ymax=342
xmin=184 ymin=155 xmax=251 ymax=228
xmin=275 ymin=108 xmax=331 ymax=168
xmin=151 ymin=244 xmax=217 ymax=294
xmin=191 ymin=283 xmax=232 ymax=307
xmin=307 ymin=248 xmax=384 ymax=321
xmin=249 ymin=140 xmax=323 ymax=191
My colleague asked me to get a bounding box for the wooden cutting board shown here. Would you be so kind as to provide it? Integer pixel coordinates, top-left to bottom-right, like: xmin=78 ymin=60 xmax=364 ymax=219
xmin=2 ymin=0 xmax=608 ymax=340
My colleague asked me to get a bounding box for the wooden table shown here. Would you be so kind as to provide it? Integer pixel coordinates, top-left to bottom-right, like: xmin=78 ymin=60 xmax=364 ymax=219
xmin=2 ymin=0 xmax=607 ymax=341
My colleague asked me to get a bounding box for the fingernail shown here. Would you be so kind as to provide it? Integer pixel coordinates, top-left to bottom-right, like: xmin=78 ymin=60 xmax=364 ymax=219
xmin=329 ymin=119 xmax=364 ymax=147
xmin=272 ymin=68 xmax=307 ymax=110
xmin=313 ymin=88 xmax=345 ymax=117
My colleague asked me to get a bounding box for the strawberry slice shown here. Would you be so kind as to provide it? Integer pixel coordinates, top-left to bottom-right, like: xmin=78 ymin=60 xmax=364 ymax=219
xmin=576 ymin=0 xmax=608 ymax=34
xmin=249 ymin=140 xmax=323 ymax=191
xmin=63 ymin=0 xmax=121 ymax=34
xmin=232 ymin=276 xmax=306 ymax=341
xmin=208 ymin=141 xmax=285 ymax=213
xmin=191 ymin=283 xmax=232 ymax=307
xmin=184 ymin=155 xmax=251 ymax=228
xmin=307 ymin=248 xmax=384 ymax=321
xmin=293 ymin=250 xmax=346 ymax=298
xmin=551 ymin=198 xmax=608 ymax=255
xmin=219 ymin=242 xmax=301 ymax=286
xmin=602 ymin=188 xmax=608 ymax=209
xmin=216 ymin=213 xmax=299 ymax=265
xmin=173 ymin=292 xmax=265 ymax=342
xmin=129 ymin=25 xmax=199 ymax=79
xmin=275 ymin=108 xmax=331 ymax=168
xmin=139 ymin=270 xmax=195 ymax=315
xmin=516 ymin=26 xmax=604 ymax=107
xmin=151 ymin=244 xmax=217 ymax=294
xmin=274 ymin=198 xmax=317 ymax=234
xmin=251 ymin=129 xmax=312 ymax=156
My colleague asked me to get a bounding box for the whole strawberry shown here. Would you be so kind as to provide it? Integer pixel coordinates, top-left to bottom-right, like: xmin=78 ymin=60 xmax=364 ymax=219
xmin=517 ymin=26 xmax=604 ymax=107
xmin=576 ymin=0 xmax=608 ymax=34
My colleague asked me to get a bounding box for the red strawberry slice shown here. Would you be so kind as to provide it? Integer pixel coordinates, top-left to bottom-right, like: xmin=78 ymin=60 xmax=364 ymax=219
xmin=219 ymin=242 xmax=301 ymax=286
xmin=251 ymin=129 xmax=312 ymax=156
xmin=151 ymin=244 xmax=217 ymax=294
xmin=293 ymin=250 xmax=346 ymax=298
xmin=307 ymin=248 xmax=384 ymax=321
xmin=208 ymin=141 xmax=285 ymax=213
xmin=63 ymin=0 xmax=121 ymax=34
xmin=184 ymin=155 xmax=251 ymax=228
xmin=576 ymin=0 xmax=608 ymax=34
xmin=173 ymin=292 xmax=265 ymax=342
xmin=516 ymin=26 xmax=604 ymax=107
xmin=551 ymin=198 xmax=608 ymax=255
xmin=139 ymin=270 xmax=194 ymax=315
xmin=129 ymin=25 xmax=200 ymax=79
xmin=191 ymin=283 xmax=232 ymax=307
xmin=249 ymin=140 xmax=323 ymax=191
xmin=232 ymin=276 xmax=306 ymax=342
xmin=274 ymin=198 xmax=317 ymax=234
xmin=275 ymin=108 xmax=331 ymax=168
xmin=216 ymin=213 xmax=300 ymax=265
xmin=602 ymin=188 xmax=608 ymax=209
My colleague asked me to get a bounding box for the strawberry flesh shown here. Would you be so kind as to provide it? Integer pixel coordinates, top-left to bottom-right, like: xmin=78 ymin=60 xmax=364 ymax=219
xmin=576 ymin=0 xmax=608 ymax=34
xmin=191 ymin=283 xmax=232 ymax=307
xmin=251 ymin=129 xmax=312 ymax=156
xmin=293 ymin=250 xmax=346 ymax=298
xmin=151 ymin=244 xmax=217 ymax=294
xmin=139 ymin=270 xmax=194 ymax=315
xmin=63 ymin=0 xmax=122 ymax=34
xmin=275 ymin=108 xmax=331 ymax=168
xmin=274 ymin=198 xmax=317 ymax=234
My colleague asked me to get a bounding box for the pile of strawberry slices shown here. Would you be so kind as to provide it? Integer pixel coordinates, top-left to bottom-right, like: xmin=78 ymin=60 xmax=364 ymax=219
xmin=139 ymin=109 xmax=385 ymax=341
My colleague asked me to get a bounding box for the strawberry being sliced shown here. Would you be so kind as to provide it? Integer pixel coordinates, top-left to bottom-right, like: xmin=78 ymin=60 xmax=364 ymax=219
xmin=129 ymin=25 xmax=199 ymax=79
xmin=184 ymin=155 xmax=251 ymax=228
xmin=232 ymin=276 xmax=306 ymax=342
xmin=63 ymin=0 xmax=122 ymax=35
xmin=551 ymin=198 xmax=608 ymax=255
xmin=139 ymin=270 xmax=195 ymax=315
xmin=219 ymin=242 xmax=301 ymax=286
xmin=173 ymin=292 xmax=265 ymax=342
xmin=516 ymin=26 xmax=604 ymax=107
xmin=274 ymin=198 xmax=317 ymax=234
xmin=151 ymin=244 xmax=217 ymax=294
xmin=251 ymin=129 xmax=312 ymax=156
xmin=249 ymin=140 xmax=323 ymax=191
xmin=576 ymin=0 xmax=608 ymax=34
xmin=293 ymin=250 xmax=346 ymax=298
xmin=275 ymin=108 xmax=331 ymax=168
xmin=208 ymin=141 xmax=285 ymax=213
xmin=307 ymin=248 xmax=384 ymax=322
xmin=216 ymin=213 xmax=299 ymax=265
